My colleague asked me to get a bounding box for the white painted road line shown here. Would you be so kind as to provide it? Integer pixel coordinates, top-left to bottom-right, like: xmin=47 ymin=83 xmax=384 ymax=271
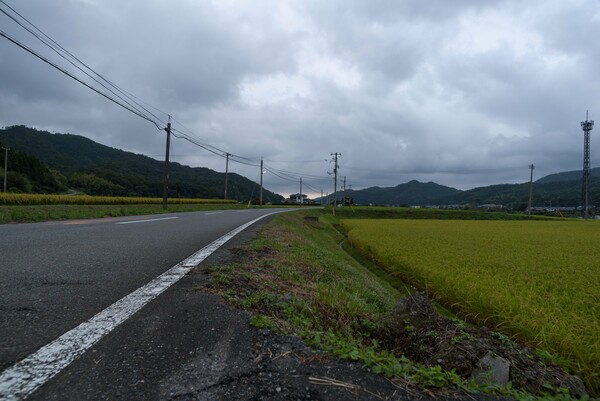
xmin=115 ymin=216 xmax=179 ymax=225
xmin=204 ymin=212 xmax=223 ymax=215
xmin=0 ymin=211 xmax=281 ymax=401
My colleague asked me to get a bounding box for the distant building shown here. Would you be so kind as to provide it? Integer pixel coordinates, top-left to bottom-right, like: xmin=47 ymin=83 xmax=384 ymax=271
xmin=338 ymin=196 xmax=355 ymax=206
xmin=286 ymin=193 xmax=309 ymax=204
xmin=477 ymin=204 xmax=506 ymax=211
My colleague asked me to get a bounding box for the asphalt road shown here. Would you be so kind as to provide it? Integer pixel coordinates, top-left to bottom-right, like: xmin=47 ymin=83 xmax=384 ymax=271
xmin=0 ymin=209 xmax=289 ymax=380
xmin=0 ymin=208 xmax=511 ymax=401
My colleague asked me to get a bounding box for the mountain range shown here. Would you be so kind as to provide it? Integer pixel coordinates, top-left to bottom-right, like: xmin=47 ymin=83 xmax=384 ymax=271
xmin=1 ymin=125 xmax=597 ymax=208
xmin=0 ymin=125 xmax=283 ymax=203
xmin=320 ymin=172 xmax=599 ymax=209
xmin=338 ymin=168 xmax=600 ymax=210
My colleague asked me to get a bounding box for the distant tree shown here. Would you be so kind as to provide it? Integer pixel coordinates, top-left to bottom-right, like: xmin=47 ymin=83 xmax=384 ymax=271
xmin=6 ymin=171 xmax=33 ymax=193
xmin=50 ymin=169 xmax=68 ymax=192
xmin=0 ymin=141 xmax=67 ymax=193
xmin=68 ymin=172 xmax=126 ymax=196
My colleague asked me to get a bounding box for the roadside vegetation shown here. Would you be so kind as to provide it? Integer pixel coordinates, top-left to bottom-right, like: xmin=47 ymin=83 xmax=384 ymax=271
xmin=0 ymin=193 xmax=240 ymax=223
xmin=202 ymin=208 xmax=593 ymax=400
xmin=0 ymin=193 xmax=238 ymax=206
xmin=343 ymin=218 xmax=599 ymax=395
xmin=330 ymin=205 xmax=559 ymax=220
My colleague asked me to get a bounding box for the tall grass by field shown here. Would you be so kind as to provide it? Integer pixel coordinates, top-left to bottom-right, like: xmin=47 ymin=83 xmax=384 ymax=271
xmin=0 ymin=193 xmax=242 ymax=223
xmin=0 ymin=192 xmax=237 ymax=206
xmin=343 ymin=219 xmax=600 ymax=394
xmin=326 ymin=205 xmax=560 ymax=221
xmin=0 ymin=203 xmax=250 ymax=224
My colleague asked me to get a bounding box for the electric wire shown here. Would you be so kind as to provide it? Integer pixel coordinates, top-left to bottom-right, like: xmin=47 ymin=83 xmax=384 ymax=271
xmin=170 ymin=116 xmax=262 ymax=166
xmin=0 ymin=29 xmax=163 ymax=130
xmin=303 ymin=182 xmax=321 ymax=193
xmin=0 ymin=0 xmax=167 ymax=128
xmin=0 ymin=7 xmax=161 ymax=125
xmin=264 ymin=167 xmax=297 ymax=183
xmin=270 ymin=168 xmax=330 ymax=181
xmin=170 ymin=119 xmax=227 ymax=155
xmin=170 ymin=129 xmax=261 ymax=168
xmin=0 ymin=1 xmax=334 ymax=196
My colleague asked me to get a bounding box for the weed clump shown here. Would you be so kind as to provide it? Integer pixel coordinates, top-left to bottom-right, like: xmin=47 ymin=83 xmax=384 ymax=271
xmin=377 ymin=292 xmax=588 ymax=398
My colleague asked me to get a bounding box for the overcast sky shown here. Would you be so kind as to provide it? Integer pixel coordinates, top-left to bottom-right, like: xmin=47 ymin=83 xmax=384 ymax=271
xmin=1 ymin=0 xmax=599 ymax=197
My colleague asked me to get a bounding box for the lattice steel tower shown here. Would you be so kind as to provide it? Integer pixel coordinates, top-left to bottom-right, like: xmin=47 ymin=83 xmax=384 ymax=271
xmin=581 ymin=111 xmax=594 ymax=219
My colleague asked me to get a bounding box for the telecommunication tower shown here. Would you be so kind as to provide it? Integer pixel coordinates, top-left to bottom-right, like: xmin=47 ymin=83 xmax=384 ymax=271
xmin=581 ymin=111 xmax=594 ymax=219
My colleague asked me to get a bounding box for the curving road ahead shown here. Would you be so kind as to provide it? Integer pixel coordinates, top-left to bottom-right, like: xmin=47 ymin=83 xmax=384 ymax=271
xmin=0 ymin=208 xmax=293 ymax=399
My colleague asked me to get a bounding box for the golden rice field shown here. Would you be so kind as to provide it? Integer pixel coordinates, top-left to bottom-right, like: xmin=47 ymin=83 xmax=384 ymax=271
xmin=0 ymin=193 xmax=237 ymax=206
xmin=343 ymin=219 xmax=600 ymax=393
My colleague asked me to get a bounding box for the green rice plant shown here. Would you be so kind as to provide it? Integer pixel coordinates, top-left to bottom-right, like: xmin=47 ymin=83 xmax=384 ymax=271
xmin=343 ymin=219 xmax=600 ymax=394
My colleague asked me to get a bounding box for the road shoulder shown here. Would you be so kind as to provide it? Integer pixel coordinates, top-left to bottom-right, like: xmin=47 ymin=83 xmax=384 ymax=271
xmin=28 ymin=217 xmax=508 ymax=401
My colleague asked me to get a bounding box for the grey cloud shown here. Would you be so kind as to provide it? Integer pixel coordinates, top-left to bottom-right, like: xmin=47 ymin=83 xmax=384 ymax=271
xmin=1 ymin=0 xmax=599 ymax=197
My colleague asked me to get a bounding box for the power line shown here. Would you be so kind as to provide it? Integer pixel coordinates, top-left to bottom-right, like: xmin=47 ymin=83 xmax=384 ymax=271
xmin=0 ymin=0 xmax=167 ymax=127
xmin=265 ymin=158 xmax=329 ymax=164
xmin=0 ymin=29 xmax=163 ymax=130
xmin=170 ymin=128 xmax=263 ymax=168
xmin=264 ymin=167 xmax=298 ymax=183
xmin=0 ymin=2 xmax=334 ymax=198
xmin=303 ymin=182 xmax=321 ymax=193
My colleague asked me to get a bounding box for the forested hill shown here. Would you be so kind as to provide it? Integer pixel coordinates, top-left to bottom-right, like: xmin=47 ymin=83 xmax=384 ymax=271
xmin=535 ymin=167 xmax=600 ymax=184
xmin=325 ymin=177 xmax=599 ymax=209
xmin=0 ymin=139 xmax=67 ymax=193
xmin=336 ymin=180 xmax=461 ymax=206
xmin=0 ymin=125 xmax=283 ymax=202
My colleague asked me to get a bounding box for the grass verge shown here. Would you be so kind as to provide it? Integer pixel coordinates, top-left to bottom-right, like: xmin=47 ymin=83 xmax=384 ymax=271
xmin=202 ymin=210 xmax=589 ymax=400
xmin=0 ymin=203 xmax=249 ymax=224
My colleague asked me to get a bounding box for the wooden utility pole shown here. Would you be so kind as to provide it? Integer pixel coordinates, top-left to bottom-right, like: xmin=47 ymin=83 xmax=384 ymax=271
xmin=528 ymin=164 xmax=534 ymax=217
xmin=224 ymin=152 xmax=230 ymax=200
xmin=162 ymin=116 xmax=171 ymax=210
xmin=331 ymin=152 xmax=340 ymax=215
xmin=2 ymin=146 xmax=8 ymax=193
xmin=259 ymin=157 xmax=263 ymax=206
xmin=300 ymin=177 xmax=303 ymax=205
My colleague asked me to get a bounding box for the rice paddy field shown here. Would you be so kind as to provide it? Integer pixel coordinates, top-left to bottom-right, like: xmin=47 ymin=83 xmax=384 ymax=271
xmin=0 ymin=193 xmax=241 ymax=223
xmin=342 ymin=218 xmax=600 ymax=393
xmin=0 ymin=193 xmax=237 ymax=205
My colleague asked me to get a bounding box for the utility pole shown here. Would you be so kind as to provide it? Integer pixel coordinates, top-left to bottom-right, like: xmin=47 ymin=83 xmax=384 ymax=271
xmin=162 ymin=116 xmax=171 ymax=210
xmin=259 ymin=157 xmax=263 ymax=206
xmin=320 ymin=189 xmax=323 ymax=206
xmin=2 ymin=146 xmax=8 ymax=193
xmin=331 ymin=152 xmax=340 ymax=215
xmin=224 ymin=152 xmax=230 ymax=200
xmin=300 ymin=177 xmax=303 ymax=205
xmin=528 ymin=164 xmax=534 ymax=217
xmin=343 ymin=176 xmax=347 ymax=206
xmin=581 ymin=111 xmax=594 ymax=220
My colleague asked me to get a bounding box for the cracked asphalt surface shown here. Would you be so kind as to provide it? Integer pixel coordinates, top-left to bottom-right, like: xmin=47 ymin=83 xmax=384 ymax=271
xmin=24 ymin=219 xmax=510 ymax=401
